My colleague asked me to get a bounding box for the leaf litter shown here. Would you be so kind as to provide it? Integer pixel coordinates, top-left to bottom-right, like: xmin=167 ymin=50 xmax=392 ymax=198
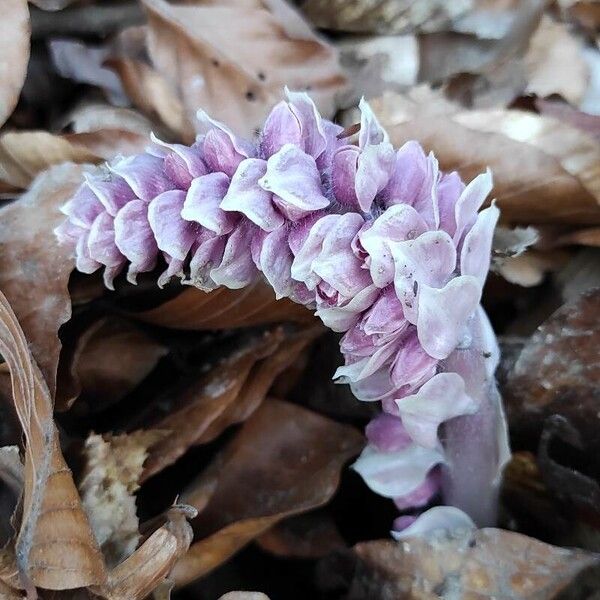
xmin=0 ymin=0 xmax=600 ymax=598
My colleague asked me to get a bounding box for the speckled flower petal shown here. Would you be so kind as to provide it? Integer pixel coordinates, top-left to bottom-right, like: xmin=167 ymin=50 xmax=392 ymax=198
xmin=261 ymin=100 xmax=302 ymax=159
xmin=148 ymin=190 xmax=197 ymax=261
xmin=259 ymin=226 xmax=295 ymax=299
xmin=210 ymin=223 xmax=257 ymax=289
xmin=316 ymin=283 xmax=379 ymax=332
xmin=221 ymin=158 xmax=284 ymax=232
xmin=453 ymin=169 xmax=493 ymax=244
xmin=360 ymin=204 xmax=428 ymax=288
xmin=460 ymin=204 xmax=499 ymax=286
xmin=182 ymin=172 xmax=236 ymax=235
xmin=366 ymin=413 xmax=412 ymax=452
xmin=391 ymin=506 xmax=475 ymax=540
xmin=88 ymin=212 xmax=123 ymax=269
xmin=61 ymin=183 xmax=103 ymax=228
xmin=390 ymin=331 xmax=437 ymax=393
xmin=417 ymin=276 xmax=481 ymax=360
xmin=396 ymin=372 xmax=477 ymax=448
xmin=312 ymin=213 xmax=369 ymax=298
xmin=392 ymin=231 xmax=457 ymax=323
xmin=114 ymin=199 xmax=158 ymax=283
xmin=110 ymin=154 xmax=172 ymax=202
xmin=85 ymin=172 xmax=135 ymax=217
xmin=259 ymin=144 xmax=329 ymax=221
xmin=286 ymin=88 xmax=328 ymax=159
xmin=353 ymin=443 xmax=444 ymax=498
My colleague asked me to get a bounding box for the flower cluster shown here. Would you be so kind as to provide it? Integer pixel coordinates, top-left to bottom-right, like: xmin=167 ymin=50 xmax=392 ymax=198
xmin=56 ymin=90 xmax=509 ymax=535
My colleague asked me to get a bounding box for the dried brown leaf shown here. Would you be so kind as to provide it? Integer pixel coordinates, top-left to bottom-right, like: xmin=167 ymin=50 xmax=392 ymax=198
xmin=0 ymin=164 xmax=90 ymax=396
xmin=524 ymin=16 xmax=588 ymax=105
xmin=504 ymin=289 xmax=600 ymax=430
xmin=80 ymin=430 xmax=168 ymax=567
xmin=172 ymin=399 xmax=364 ymax=586
xmin=0 ymin=0 xmax=30 ymax=128
xmin=348 ymin=530 xmax=600 ymax=599
xmin=58 ymin=318 xmax=168 ymax=412
xmin=370 ymin=87 xmax=600 ymax=225
xmin=92 ymin=505 xmax=195 ymax=600
xmin=141 ymin=325 xmax=321 ymax=480
xmin=256 ymin=512 xmax=346 ymax=559
xmin=140 ymin=0 xmax=346 ymax=138
xmin=134 ymin=280 xmax=314 ymax=330
xmin=105 ymin=57 xmax=190 ymax=141
xmin=0 ymin=130 xmax=148 ymax=189
xmin=0 ymin=291 xmax=106 ymax=589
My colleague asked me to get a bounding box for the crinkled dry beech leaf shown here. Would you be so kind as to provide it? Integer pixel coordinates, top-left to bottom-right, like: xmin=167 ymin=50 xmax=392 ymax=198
xmin=301 ymin=0 xmax=472 ymax=34
xmin=140 ymin=0 xmax=346 ymax=138
xmin=134 ymin=281 xmax=314 ymax=330
xmin=0 ymin=292 xmax=106 ymax=589
xmin=91 ymin=505 xmax=195 ymax=600
xmin=141 ymin=325 xmax=321 ymax=480
xmin=370 ymin=87 xmax=600 ymax=225
xmin=0 ymin=164 xmax=93 ymax=395
xmin=29 ymin=0 xmax=78 ymax=9
xmin=556 ymin=226 xmax=600 ymax=247
xmin=58 ymin=318 xmax=168 ymax=412
xmin=0 ymin=130 xmax=148 ymax=189
xmin=105 ymin=58 xmax=189 ymax=141
xmin=348 ymin=531 xmax=600 ymax=599
xmin=80 ymin=430 xmax=168 ymax=567
xmin=0 ymin=0 xmax=30 ymax=128
xmin=172 ymin=399 xmax=364 ymax=587
xmin=524 ymin=15 xmax=588 ymax=105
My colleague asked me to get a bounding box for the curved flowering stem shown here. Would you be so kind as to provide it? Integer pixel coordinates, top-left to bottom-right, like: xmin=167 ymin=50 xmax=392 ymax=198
xmin=56 ymin=89 xmax=510 ymax=535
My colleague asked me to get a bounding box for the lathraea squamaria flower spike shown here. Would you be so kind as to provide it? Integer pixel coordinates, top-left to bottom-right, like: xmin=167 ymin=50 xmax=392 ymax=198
xmin=56 ymin=89 xmax=510 ymax=537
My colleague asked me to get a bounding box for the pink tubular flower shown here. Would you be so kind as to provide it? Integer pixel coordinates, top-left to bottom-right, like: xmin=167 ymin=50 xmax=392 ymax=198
xmin=56 ymin=89 xmax=510 ymax=536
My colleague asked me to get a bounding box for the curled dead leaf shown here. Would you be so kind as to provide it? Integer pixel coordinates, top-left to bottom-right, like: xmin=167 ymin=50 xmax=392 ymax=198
xmin=80 ymin=430 xmax=168 ymax=567
xmin=133 ymin=281 xmax=314 ymax=330
xmin=140 ymin=325 xmax=321 ymax=481
xmin=0 ymin=0 xmax=30 ymax=128
xmin=370 ymin=87 xmax=600 ymax=225
xmin=140 ymin=0 xmax=346 ymax=138
xmin=0 ymin=291 xmax=106 ymax=589
xmin=0 ymin=163 xmax=91 ymax=396
xmin=92 ymin=505 xmax=195 ymax=600
xmin=172 ymin=399 xmax=364 ymax=587
xmin=58 ymin=318 xmax=168 ymax=412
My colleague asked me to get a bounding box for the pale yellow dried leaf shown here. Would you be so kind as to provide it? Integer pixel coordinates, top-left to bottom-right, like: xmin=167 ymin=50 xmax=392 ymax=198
xmin=140 ymin=0 xmax=346 ymax=137
xmin=0 ymin=0 xmax=30 ymax=128
xmin=0 ymin=292 xmax=106 ymax=589
xmin=80 ymin=431 xmax=168 ymax=567
xmin=525 ymin=16 xmax=588 ymax=105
